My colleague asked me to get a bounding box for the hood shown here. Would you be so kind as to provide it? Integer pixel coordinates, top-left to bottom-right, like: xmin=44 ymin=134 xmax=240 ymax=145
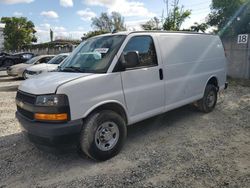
xmin=27 ymin=63 xmax=58 ymax=72
xmin=11 ymin=63 xmax=30 ymax=70
xmin=18 ymin=72 xmax=92 ymax=95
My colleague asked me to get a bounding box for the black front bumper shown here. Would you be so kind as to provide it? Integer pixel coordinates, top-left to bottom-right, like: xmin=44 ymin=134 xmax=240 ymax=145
xmin=16 ymin=112 xmax=83 ymax=145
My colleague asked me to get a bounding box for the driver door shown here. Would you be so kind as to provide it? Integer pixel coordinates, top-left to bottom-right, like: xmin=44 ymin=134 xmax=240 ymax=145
xmin=120 ymin=35 xmax=165 ymax=123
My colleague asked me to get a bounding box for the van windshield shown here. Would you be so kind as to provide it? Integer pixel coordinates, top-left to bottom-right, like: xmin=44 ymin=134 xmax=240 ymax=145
xmin=60 ymin=35 xmax=126 ymax=73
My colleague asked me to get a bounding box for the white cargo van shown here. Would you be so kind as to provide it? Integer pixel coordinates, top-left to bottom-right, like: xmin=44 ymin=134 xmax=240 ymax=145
xmin=16 ymin=31 xmax=227 ymax=161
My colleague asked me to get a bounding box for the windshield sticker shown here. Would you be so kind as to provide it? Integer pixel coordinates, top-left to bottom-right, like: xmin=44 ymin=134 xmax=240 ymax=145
xmin=94 ymin=48 xmax=109 ymax=54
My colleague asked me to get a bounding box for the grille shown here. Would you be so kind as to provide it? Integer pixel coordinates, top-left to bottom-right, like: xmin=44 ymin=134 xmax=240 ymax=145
xmin=16 ymin=90 xmax=36 ymax=104
xmin=17 ymin=106 xmax=34 ymax=120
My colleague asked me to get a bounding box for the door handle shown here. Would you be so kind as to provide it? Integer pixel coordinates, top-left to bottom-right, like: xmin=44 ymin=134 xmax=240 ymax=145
xmin=159 ymin=68 xmax=163 ymax=80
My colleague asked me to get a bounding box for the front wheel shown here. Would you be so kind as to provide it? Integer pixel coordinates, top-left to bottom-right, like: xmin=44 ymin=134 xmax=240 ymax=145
xmin=196 ymin=84 xmax=218 ymax=113
xmin=79 ymin=110 xmax=127 ymax=161
xmin=23 ymin=70 xmax=28 ymax=79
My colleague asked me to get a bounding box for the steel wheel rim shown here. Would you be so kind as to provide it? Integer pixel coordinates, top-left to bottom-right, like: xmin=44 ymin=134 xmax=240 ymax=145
xmin=94 ymin=121 xmax=119 ymax=151
xmin=207 ymin=91 xmax=215 ymax=108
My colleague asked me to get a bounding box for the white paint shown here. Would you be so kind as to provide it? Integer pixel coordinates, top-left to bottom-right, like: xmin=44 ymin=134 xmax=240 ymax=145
xmin=19 ymin=31 xmax=227 ymax=124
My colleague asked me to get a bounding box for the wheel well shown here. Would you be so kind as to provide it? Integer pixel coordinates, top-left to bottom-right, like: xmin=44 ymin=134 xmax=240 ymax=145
xmin=207 ymin=77 xmax=218 ymax=89
xmin=91 ymin=103 xmax=128 ymax=124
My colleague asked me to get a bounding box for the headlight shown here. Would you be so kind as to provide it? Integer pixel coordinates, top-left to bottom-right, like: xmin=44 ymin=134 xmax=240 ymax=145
xmin=35 ymin=94 xmax=69 ymax=106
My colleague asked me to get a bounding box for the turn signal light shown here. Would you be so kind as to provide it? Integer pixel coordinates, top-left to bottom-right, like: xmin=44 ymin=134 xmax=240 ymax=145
xmin=34 ymin=113 xmax=68 ymax=121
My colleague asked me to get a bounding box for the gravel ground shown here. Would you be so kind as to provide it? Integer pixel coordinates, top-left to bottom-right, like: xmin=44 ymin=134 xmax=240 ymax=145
xmin=0 ymin=71 xmax=249 ymax=188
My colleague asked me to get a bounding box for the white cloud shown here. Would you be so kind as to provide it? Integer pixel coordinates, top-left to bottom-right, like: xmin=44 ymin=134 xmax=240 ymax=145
xmin=0 ymin=0 xmax=33 ymax=4
xmin=77 ymin=26 xmax=85 ymax=30
xmin=53 ymin=26 xmax=66 ymax=32
xmin=40 ymin=23 xmax=50 ymax=29
xmin=60 ymin=0 xmax=73 ymax=7
xmin=85 ymin=0 xmax=116 ymax=6
xmin=125 ymin=19 xmax=148 ymax=31
xmin=13 ymin=11 xmax=23 ymax=16
xmin=35 ymin=24 xmax=85 ymax=43
xmin=40 ymin=11 xmax=59 ymax=19
xmin=84 ymin=0 xmax=155 ymax=17
xmin=77 ymin=8 xmax=96 ymax=21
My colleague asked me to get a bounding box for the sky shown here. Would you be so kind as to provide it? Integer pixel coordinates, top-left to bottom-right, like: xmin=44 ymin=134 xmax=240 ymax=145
xmin=0 ymin=0 xmax=212 ymax=43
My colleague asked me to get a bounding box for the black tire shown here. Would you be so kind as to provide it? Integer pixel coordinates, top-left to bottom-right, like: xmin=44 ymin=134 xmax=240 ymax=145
xmin=23 ymin=70 xmax=28 ymax=79
xmin=79 ymin=110 xmax=127 ymax=161
xmin=197 ymin=84 xmax=218 ymax=113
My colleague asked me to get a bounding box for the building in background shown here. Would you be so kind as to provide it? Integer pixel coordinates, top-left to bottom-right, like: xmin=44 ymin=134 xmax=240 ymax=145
xmin=21 ymin=39 xmax=80 ymax=55
xmin=0 ymin=23 xmax=5 ymax=51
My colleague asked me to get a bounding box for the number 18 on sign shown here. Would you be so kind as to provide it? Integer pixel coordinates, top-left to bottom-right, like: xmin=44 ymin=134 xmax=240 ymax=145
xmin=237 ymin=34 xmax=248 ymax=44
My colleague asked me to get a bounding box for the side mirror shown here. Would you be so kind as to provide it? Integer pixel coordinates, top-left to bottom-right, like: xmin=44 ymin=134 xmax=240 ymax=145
xmin=124 ymin=51 xmax=140 ymax=69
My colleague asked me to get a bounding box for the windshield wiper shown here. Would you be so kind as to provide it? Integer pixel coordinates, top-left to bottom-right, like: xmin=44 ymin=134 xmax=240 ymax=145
xmin=61 ymin=66 xmax=84 ymax=73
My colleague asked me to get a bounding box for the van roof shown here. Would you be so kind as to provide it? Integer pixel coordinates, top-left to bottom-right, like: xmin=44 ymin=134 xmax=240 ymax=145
xmin=97 ymin=30 xmax=216 ymax=37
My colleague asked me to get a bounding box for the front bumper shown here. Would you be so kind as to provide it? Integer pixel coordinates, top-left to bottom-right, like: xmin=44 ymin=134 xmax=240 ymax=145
xmin=16 ymin=112 xmax=83 ymax=145
xmin=7 ymin=70 xmax=18 ymax=77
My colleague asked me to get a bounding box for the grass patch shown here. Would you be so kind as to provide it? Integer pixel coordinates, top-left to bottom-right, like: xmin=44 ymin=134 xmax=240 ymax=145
xmin=227 ymin=76 xmax=250 ymax=87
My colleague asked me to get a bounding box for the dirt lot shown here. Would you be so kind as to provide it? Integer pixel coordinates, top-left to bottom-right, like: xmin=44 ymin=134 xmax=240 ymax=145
xmin=0 ymin=71 xmax=249 ymax=188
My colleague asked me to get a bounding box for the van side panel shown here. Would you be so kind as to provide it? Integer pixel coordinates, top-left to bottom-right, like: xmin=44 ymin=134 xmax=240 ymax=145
xmin=56 ymin=73 xmax=127 ymax=121
xmin=157 ymin=34 xmax=226 ymax=110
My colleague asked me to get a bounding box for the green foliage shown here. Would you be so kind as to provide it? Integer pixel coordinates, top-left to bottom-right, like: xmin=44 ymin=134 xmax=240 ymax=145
xmin=91 ymin=12 xmax=126 ymax=32
xmin=162 ymin=0 xmax=191 ymax=31
xmin=111 ymin=12 xmax=126 ymax=32
xmin=141 ymin=17 xmax=161 ymax=30
xmin=190 ymin=22 xmax=208 ymax=33
xmin=141 ymin=0 xmax=191 ymax=31
xmin=82 ymin=30 xmax=109 ymax=40
xmin=0 ymin=17 xmax=37 ymax=51
xmin=207 ymin=0 xmax=250 ymax=36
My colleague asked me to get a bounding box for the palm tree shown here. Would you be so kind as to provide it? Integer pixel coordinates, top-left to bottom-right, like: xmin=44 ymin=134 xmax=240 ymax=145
xmin=190 ymin=22 xmax=208 ymax=33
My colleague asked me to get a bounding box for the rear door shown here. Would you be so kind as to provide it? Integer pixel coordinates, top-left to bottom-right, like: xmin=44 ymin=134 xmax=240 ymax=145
xmin=120 ymin=35 xmax=165 ymax=123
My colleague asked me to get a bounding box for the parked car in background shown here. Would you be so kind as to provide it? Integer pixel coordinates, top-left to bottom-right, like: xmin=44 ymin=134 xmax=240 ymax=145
xmin=24 ymin=53 xmax=69 ymax=79
xmin=0 ymin=52 xmax=10 ymax=56
xmin=7 ymin=55 xmax=54 ymax=78
xmin=0 ymin=52 xmax=35 ymax=68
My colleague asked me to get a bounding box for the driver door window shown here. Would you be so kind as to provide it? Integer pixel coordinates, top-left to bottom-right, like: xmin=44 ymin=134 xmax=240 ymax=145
xmin=123 ymin=36 xmax=158 ymax=69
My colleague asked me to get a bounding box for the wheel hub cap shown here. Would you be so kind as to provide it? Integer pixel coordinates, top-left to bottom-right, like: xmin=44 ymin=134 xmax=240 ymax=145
xmin=100 ymin=128 xmax=112 ymax=141
xmin=207 ymin=91 xmax=215 ymax=107
xmin=95 ymin=122 xmax=119 ymax=151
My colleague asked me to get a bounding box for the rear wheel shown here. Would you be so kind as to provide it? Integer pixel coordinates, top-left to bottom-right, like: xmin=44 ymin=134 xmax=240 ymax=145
xmin=79 ymin=110 xmax=127 ymax=161
xmin=196 ymin=84 xmax=218 ymax=113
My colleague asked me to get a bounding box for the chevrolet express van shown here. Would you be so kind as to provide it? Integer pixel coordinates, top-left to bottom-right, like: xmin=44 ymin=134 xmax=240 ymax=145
xmin=16 ymin=31 xmax=227 ymax=161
